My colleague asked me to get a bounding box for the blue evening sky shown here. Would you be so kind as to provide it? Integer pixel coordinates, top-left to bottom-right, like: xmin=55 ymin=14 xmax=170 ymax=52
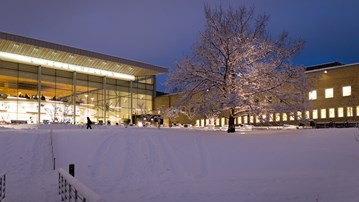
xmin=1 ymin=0 xmax=358 ymax=92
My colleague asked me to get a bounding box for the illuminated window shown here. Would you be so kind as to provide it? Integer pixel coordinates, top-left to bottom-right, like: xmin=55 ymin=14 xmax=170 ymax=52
xmin=250 ymin=116 xmax=254 ymax=123
xmin=312 ymin=109 xmax=318 ymax=119
xmin=269 ymin=114 xmax=273 ymax=122
xmin=297 ymin=111 xmax=302 ymax=120
xmin=320 ymin=109 xmax=326 ymax=119
xmin=357 ymin=106 xmax=359 ymax=116
xmin=305 ymin=111 xmax=310 ymax=119
xmin=325 ymin=88 xmax=334 ymax=98
xmin=347 ymin=107 xmax=353 ymax=117
xmin=282 ymin=113 xmax=288 ymax=121
xmin=338 ymin=107 xmax=344 ymax=118
xmin=289 ymin=112 xmax=295 ymax=121
xmin=243 ymin=116 xmax=248 ymax=124
xmin=329 ymin=108 xmax=335 ymax=118
xmin=342 ymin=86 xmax=351 ymax=96
xmin=256 ymin=116 xmax=260 ymax=123
xmin=309 ymin=90 xmax=317 ymax=100
xmin=237 ymin=117 xmax=242 ymax=124
xmin=275 ymin=113 xmax=280 ymax=122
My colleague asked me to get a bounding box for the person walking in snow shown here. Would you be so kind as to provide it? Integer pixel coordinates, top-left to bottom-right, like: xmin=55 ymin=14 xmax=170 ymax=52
xmin=86 ymin=117 xmax=93 ymax=129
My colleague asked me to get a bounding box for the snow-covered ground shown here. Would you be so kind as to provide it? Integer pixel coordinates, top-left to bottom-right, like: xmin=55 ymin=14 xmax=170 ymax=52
xmin=1 ymin=126 xmax=359 ymax=202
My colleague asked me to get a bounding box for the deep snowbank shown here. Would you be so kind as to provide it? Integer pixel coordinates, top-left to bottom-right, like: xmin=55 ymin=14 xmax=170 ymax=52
xmin=1 ymin=127 xmax=359 ymax=202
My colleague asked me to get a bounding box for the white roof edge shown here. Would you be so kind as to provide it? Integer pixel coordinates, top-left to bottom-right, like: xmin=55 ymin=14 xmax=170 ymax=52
xmin=305 ymin=62 xmax=359 ymax=73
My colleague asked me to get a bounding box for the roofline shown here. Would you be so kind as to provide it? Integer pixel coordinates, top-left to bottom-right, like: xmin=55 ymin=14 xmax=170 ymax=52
xmin=156 ymin=91 xmax=180 ymax=97
xmin=305 ymin=62 xmax=359 ymax=73
xmin=0 ymin=32 xmax=167 ymax=73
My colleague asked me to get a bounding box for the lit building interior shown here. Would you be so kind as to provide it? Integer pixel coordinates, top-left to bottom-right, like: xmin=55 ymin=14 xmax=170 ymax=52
xmin=0 ymin=32 xmax=167 ymax=125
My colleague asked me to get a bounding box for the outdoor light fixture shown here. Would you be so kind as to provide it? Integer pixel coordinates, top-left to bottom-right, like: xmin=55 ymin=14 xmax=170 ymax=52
xmin=85 ymin=94 xmax=88 ymax=98
xmin=0 ymin=51 xmax=135 ymax=81
xmin=324 ymin=70 xmax=328 ymax=74
xmin=90 ymin=97 xmax=94 ymax=101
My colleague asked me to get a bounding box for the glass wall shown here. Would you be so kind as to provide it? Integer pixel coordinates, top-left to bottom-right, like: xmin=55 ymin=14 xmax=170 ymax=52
xmin=0 ymin=60 xmax=155 ymax=125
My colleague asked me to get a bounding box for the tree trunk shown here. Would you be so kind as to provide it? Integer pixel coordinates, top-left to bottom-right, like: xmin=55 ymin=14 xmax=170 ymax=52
xmin=227 ymin=115 xmax=235 ymax=133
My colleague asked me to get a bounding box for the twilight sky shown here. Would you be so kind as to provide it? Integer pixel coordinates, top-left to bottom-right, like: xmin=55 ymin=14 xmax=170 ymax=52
xmin=1 ymin=0 xmax=359 ymax=92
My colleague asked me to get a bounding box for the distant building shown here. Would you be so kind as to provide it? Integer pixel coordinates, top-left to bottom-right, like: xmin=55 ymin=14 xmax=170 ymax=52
xmin=0 ymin=32 xmax=167 ymax=125
xmin=155 ymin=62 xmax=359 ymax=127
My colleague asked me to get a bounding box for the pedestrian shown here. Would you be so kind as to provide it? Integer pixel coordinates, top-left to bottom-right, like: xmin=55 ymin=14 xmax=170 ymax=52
xmin=86 ymin=117 xmax=93 ymax=129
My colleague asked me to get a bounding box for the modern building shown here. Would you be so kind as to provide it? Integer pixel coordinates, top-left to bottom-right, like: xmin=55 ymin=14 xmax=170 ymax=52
xmin=0 ymin=32 xmax=167 ymax=125
xmin=155 ymin=62 xmax=359 ymax=127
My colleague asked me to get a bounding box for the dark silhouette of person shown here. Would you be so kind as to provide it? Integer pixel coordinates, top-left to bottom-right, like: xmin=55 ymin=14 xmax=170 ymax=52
xmin=86 ymin=117 xmax=93 ymax=129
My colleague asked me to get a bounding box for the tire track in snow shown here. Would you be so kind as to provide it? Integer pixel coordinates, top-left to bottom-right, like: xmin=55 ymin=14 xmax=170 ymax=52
xmin=120 ymin=133 xmax=142 ymax=188
xmin=90 ymin=132 xmax=119 ymax=179
xmin=119 ymin=133 xmax=163 ymax=200
xmin=157 ymin=134 xmax=182 ymax=177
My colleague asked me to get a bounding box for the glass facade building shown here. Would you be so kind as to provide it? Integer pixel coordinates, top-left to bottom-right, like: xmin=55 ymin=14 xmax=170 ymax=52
xmin=0 ymin=32 xmax=166 ymax=125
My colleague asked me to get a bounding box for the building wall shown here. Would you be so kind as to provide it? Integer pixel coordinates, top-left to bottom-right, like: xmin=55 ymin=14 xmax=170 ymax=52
xmin=154 ymin=94 xmax=196 ymax=126
xmin=306 ymin=64 xmax=359 ymax=122
xmin=0 ymin=59 xmax=155 ymax=125
xmin=156 ymin=63 xmax=359 ymax=127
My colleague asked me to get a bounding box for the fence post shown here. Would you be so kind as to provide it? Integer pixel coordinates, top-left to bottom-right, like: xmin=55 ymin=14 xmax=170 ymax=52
xmin=75 ymin=189 xmax=78 ymax=201
xmin=3 ymin=175 xmax=4 ymax=200
xmin=50 ymin=129 xmax=56 ymax=170
xmin=69 ymin=184 xmax=72 ymax=200
xmin=69 ymin=164 xmax=75 ymax=177
xmin=58 ymin=173 xmax=61 ymax=195
xmin=0 ymin=172 xmax=6 ymax=201
xmin=58 ymin=168 xmax=103 ymax=202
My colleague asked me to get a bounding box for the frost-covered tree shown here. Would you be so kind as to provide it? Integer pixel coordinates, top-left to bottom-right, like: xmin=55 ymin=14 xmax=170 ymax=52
xmin=167 ymin=5 xmax=307 ymax=132
xmin=164 ymin=106 xmax=180 ymax=126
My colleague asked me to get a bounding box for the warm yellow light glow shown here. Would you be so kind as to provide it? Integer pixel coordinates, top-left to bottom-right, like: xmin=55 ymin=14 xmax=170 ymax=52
xmin=7 ymin=96 xmax=27 ymax=100
xmin=342 ymin=86 xmax=351 ymax=96
xmin=0 ymin=51 xmax=135 ymax=81
xmin=338 ymin=107 xmax=344 ymax=117
xmin=312 ymin=109 xmax=318 ymax=119
xmin=110 ymin=106 xmax=122 ymax=109
xmin=80 ymin=103 xmax=95 ymax=107
xmin=325 ymin=88 xmax=334 ymax=98
xmin=329 ymin=108 xmax=335 ymax=118
xmin=309 ymin=90 xmax=317 ymax=100
xmin=47 ymin=100 xmax=63 ymax=104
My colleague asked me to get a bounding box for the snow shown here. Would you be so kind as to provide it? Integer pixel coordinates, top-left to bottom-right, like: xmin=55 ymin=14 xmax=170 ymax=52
xmin=1 ymin=126 xmax=359 ymax=202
